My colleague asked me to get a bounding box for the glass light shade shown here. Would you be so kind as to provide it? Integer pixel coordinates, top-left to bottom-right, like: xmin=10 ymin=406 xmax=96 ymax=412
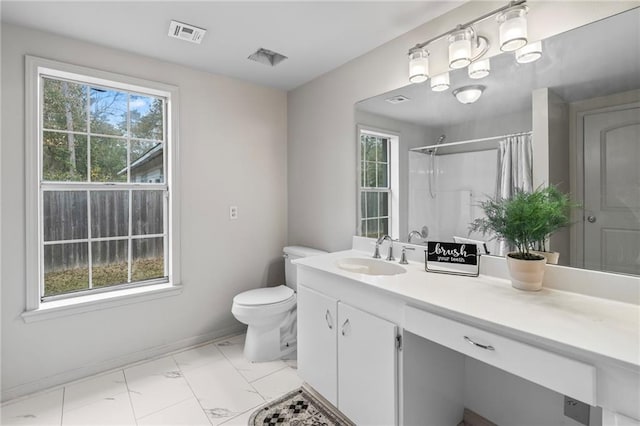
xmin=430 ymin=72 xmax=450 ymax=92
xmin=409 ymin=48 xmax=429 ymax=83
xmin=498 ymin=6 xmax=528 ymax=52
xmin=448 ymin=28 xmax=473 ymax=69
xmin=516 ymin=40 xmax=542 ymax=63
xmin=468 ymin=58 xmax=490 ymax=79
xmin=453 ymin=85 xmax=485 ymax=104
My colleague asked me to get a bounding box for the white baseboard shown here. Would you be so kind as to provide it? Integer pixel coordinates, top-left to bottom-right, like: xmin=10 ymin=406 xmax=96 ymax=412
xmin=1 ymin=324 xmax=246 ymax=403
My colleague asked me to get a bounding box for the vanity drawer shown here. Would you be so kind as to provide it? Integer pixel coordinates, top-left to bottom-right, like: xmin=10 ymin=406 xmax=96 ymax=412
xmin=404 ymin=306 xmax=596 ymax=405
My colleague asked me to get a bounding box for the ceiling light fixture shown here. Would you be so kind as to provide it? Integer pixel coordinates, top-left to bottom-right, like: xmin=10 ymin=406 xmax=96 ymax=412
xmin=453 ymin=85 xmax=485 ymax=104
xmin=515 ymin=40 xmax=542 ymax=63
xmin=468 ymin=58 xmax=491 ymax=79
xmin=497 ymin=5 xmax=529 ymax=52
xmin=430 ymin=72 xmax=450 ymax=92
xmin=409 ymin=47 xmax=429 ymax=83
xmin=407 ymin=1 xmax=539 ymax=86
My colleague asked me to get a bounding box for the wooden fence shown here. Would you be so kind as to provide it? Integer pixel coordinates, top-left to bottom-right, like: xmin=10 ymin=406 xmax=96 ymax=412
xmin=43 ymin=190 xmax=164 ymax=272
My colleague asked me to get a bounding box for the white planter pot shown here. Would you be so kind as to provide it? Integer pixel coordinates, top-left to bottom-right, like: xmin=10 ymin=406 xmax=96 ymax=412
xmin=506 ymin=253 xmax=547 ymax=291
xmin=531 ymin=250 xmax=560 ymax=265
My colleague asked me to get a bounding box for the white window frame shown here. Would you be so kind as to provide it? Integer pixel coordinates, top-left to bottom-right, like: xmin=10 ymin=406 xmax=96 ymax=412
xmin=23 ymin=56 xmax=181 ymax=322
xmin=356 ymin=126 xmax=400 ymax=239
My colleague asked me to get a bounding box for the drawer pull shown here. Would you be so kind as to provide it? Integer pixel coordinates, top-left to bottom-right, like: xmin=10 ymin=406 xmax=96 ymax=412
xmin=341 ymin=319 xmax=350 ymax=336
xmin=464 ymin=336 xmax=495 ymax=351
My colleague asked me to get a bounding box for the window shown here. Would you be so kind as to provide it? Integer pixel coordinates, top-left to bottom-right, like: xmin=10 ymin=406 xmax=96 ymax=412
xmin=25 ymin=56 xmax=180 ymax=313
xmin=359 ymin=129 xmax=398 ymax=240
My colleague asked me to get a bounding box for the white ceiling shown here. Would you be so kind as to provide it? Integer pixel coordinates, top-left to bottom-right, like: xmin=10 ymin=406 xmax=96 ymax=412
xmin=1 ymin=1 xmax=464 ymax=91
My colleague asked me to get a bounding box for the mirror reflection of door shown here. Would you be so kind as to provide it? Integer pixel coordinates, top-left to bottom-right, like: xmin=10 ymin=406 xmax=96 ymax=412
xmin=583 ymin=104 xmax=640 ymax=275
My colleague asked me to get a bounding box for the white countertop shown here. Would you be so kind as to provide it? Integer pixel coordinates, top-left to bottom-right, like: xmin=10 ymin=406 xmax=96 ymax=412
xmin=295 ymin=249 xmax=640 ymax=370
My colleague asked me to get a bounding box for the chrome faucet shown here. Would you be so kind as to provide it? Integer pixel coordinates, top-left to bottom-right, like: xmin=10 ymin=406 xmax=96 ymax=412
xmin=374 ymin=235 xmax=396 ymax=261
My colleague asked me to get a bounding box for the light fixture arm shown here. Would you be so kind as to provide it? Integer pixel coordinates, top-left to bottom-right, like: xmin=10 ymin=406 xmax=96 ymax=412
xmin=408 ymin=0 xmax=526 ymax=54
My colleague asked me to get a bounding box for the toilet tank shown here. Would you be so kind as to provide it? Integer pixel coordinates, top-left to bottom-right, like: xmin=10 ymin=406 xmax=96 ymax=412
xmin=283 ymin=246 xmax=327 ymax=291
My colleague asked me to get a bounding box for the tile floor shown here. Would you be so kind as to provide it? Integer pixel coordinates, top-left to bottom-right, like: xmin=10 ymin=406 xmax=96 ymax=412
xmin=1 ymin=334 xmax=303 ymax=426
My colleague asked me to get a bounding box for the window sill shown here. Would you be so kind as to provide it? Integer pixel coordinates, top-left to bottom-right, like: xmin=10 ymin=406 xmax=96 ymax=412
xmin=21 ymin=283 xmax=183 ymax=323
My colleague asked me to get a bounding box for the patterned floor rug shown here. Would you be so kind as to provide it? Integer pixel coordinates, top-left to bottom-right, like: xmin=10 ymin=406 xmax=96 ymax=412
xmin=249 ymin=387 xmax=353 ymax=425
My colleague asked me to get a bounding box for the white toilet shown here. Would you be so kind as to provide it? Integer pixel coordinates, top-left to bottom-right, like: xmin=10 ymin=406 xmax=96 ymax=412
xmin=231 ymin=246 xmax=327 ymax=362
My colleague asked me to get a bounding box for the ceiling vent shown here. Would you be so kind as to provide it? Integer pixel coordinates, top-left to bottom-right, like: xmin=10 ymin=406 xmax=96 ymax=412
xmin=248 ymin=48 xmax=288 ymax=67
xmin=385 ymin=95 xmax=411 ymax=104
xmin=168 ymin=20 xmax=206 ymax=44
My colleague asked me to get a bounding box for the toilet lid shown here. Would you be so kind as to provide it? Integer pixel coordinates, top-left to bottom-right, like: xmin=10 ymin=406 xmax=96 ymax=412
xmin=233 ymin=286 xmax=294 ymax=306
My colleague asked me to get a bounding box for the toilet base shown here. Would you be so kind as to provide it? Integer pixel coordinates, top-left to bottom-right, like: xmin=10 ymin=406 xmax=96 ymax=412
xmin=243 ymin=309 xmax=297 ymax=362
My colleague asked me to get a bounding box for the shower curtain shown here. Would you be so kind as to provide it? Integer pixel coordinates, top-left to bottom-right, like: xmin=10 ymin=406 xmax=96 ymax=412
xmin=495 ymin=134 xmax=533 ymax=255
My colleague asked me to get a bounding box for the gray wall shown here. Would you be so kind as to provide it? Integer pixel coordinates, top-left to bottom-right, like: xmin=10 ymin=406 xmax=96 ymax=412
xmin=287 ymin=1 xmax=636 ymax=252
xmin=1 ymin=24 xmax=287 ymax=399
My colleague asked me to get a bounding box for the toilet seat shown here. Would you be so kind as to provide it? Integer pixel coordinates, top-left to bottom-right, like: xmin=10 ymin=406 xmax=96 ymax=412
xmin=233 ymin=285 xmax=294 ymax=307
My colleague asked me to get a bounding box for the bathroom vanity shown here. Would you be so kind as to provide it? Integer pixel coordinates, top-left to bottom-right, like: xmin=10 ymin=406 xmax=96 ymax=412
xmin=295 ymin=237 xmax=640 ymax=426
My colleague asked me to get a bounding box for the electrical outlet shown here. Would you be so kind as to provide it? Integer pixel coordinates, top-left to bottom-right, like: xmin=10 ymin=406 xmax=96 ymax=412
xmin=229 ymin=205 xmax=238 ymax=220
xmin=564 ymin=396 xmax=590 ymax=426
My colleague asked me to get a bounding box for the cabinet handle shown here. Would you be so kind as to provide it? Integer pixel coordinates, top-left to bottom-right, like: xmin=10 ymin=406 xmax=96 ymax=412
xmin=325 ymin=309 xmax=333 ymax=330
xmin=341 ymin=319 xmax=350 ymax=336
xmin=464 ymin=336 xmax=495 ymax=351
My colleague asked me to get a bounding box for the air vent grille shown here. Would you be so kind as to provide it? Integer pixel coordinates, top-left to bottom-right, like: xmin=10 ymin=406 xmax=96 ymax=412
xmin=168 ymin=20 xmax=206 ymax=44
xmin=248 ymin=48 xmax=288 ymax=67
xmin=385 ymin=95 xmax=410 ymax=104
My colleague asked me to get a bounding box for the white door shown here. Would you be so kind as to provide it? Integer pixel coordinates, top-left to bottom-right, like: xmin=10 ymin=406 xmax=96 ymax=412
xmin=297 ymin=285 xmax=338 ymax=405
xmin=338 ymin=302 xmax=398 ymax=426
xmin=584 ymin=106 xmax=640 ymax=275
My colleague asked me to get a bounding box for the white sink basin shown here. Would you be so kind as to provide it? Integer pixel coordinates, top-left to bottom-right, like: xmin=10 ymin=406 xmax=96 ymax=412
xmin=336 ymin=258 xmax=407 ymax=276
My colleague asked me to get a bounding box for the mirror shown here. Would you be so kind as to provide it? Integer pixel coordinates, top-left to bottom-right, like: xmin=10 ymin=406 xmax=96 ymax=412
xmin=355 ymin=8 xmax=640 ymax=276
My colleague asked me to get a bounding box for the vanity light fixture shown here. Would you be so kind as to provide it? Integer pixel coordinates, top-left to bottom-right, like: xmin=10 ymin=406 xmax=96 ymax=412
xmin=407 ymin=0 xmax=532 ymax=85
xmin=516 ymin=40 xmax=542 ymax=63
xmin=468 ymin=58 xmax=491 ymax=79
xmin=409 ymin=47 xmax=429 ymax=83
xmin=453 ymin=85 xmax=485 ymax=104
xmin=497 ymin=5 xmax=529 ymax=51
xmin=430 ymin=72 xmax=450 ymax=92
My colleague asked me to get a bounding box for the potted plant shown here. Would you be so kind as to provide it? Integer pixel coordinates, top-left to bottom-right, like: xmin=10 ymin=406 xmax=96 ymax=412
xmin=469 ymin=186 xmax=573 ymax=291
xmin=530 ymin=185 xmax=574 ymax=265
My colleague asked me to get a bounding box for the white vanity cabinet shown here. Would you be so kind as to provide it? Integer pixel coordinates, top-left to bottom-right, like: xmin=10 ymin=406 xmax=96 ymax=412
xmin=297 ymin=284 xmax=398 ymax=425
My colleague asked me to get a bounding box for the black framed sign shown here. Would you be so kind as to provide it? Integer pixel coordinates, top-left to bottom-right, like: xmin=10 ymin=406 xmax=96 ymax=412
xmin=425 ymin=241 xmax=480 ymax=277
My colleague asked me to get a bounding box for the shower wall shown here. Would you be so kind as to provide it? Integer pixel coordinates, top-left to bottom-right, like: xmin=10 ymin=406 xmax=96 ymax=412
xmin=409 ymin=109 xmax=532 ymax=253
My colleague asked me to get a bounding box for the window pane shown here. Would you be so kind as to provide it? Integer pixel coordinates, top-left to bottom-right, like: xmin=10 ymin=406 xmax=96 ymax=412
xmin=90 ymin=191 xmax=129 ymax=238
xmin=360 ymin=192 xmax=366 ymax=220
xmin=365 ymin=162 xmax=377 ymax=187
xmin=43 ymin=78 xmax=87 ymax=132
xmin=380 ymin=218 xmax=389 ymax=236
xmin=366 ymin=192 xmax=378 ymax=218
xmin=43 ymin=191 xmax=88 ymax=241
xmin=43 ymin=132 xmax=88 ymax=182
xmin=44 ymin=242 xmax=89 ymax=296
xmin=360 ymin=219 xmax=367 ymax=236
xmin=90 ymin=137 xmax=127 ymax=182
xmin=130 ymin=140 xmax=164 ymax=183
xmin=365 ymin=219 xmax=378 ymax=239
xmin=132 ymin=190 xmax=164 ymax=235
xmin=92 ymin=240 xmax=128 ymax=288
xmin=132 ymin=237 xmax=165 ymax=281
xmin=130 ymin=95 xmax=163 ymax=141
xmin=377 ymin=163 xmax=388 ymax=188
xmin=379 ymin=138 xmax=388 ymax=162
xmin=380 ymin=192 xmax=389 ymax=217
xmin=364 ymin=136 xmax=377 ymax=162
xmin=90 ymin=88 xmax=127 ymax=136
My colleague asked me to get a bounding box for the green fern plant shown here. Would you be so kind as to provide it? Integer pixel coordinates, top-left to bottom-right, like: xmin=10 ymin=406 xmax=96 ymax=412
xmin=469 ymin=186 xmax=575 ymax=260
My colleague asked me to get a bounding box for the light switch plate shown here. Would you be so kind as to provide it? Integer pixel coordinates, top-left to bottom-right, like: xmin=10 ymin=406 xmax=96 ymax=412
xmin=564 ymin=396 xmax=590 ymax=426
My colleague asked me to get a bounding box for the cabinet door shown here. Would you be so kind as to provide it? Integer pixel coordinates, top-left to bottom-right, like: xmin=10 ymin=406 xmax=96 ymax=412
xmin=338 ymin=302 xmax=398 ymax=426
xmin=297 ymin=285 xmax=338 ymax=405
